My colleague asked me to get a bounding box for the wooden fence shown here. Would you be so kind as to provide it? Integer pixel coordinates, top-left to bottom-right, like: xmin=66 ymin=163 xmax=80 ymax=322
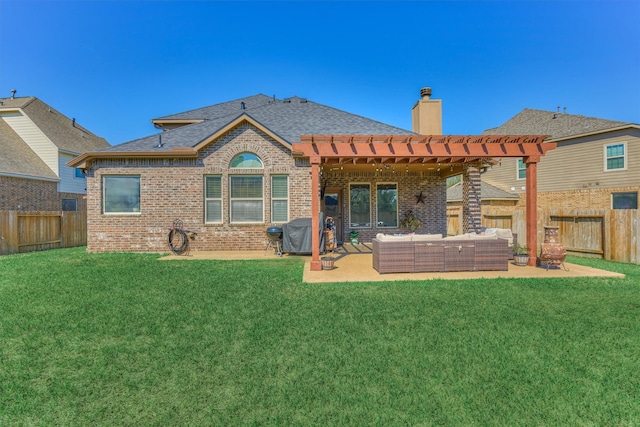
xmin=0 ymin=211 xmax=87 ymax=255
xmin=447 ymin=206 xmax=640 ymax=264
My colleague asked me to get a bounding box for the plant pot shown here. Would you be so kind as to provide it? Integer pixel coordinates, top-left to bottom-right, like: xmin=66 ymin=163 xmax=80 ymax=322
xmin=321 ymin=257 xmax=335 ymax=270
xmin=514 ymin=254 xmax=529 ymax=266
xmin=350 ymin=237 xmax=359 ymax=245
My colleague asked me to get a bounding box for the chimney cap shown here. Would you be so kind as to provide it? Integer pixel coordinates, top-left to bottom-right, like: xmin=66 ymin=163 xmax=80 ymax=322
xmin=420 ymin=87 xmax=432 ymax=99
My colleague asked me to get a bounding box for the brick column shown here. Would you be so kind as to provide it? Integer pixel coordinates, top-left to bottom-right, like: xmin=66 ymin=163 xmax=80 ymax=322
xmin=462 ymin=164 xmax=482 ymax=233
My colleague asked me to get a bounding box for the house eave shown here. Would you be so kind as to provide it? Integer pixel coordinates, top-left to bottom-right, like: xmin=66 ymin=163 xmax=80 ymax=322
xmin=549 ymin=124 xmax=640 ymax=143
xmin=0 ymin=171 xmax=60 ymax=182
xmin=66 ymin=148 xmax=198 ymax=169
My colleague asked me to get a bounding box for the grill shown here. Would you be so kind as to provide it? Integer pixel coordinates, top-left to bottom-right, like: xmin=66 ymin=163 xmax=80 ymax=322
xmin=266 ymin=226 xmax=283 ymax=257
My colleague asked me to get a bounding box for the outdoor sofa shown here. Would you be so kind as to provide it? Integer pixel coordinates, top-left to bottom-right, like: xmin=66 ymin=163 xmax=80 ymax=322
xmin=372 ymin=230 xmax=516 ymax=274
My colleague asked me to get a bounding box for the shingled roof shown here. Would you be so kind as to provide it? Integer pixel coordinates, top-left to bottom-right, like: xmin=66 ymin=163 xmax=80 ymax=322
xmin=105 ymin=94 xmax=414 ymax=152
xmin=446 ymin=181 xmax=520 ymax=202
xmin=0 ymin=97 xmax=109 ymax=153
xmin=0 ymin=96 xmax=109 ymax=179
xmin=483 ymin=108 xmax=629 ymax=140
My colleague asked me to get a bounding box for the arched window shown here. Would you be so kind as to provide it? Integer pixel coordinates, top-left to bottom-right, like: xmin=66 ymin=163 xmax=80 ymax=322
xmin=230 ymin=152 xmax=263 ymax=169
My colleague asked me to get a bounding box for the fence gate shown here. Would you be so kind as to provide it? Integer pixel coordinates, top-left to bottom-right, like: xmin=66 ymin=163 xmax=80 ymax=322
xmin=548 ymin=213 xmax=604 ymax=257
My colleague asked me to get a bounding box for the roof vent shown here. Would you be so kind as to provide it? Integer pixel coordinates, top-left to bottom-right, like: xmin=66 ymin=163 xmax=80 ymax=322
xmin=300 ymin=98 xmax=308 ymax=103
xmin=240 ymin=102 xmax=246 ymax=110
xmin=283 ymin=98 xmax=291 ymax=103
xmin=420 ymin=87 xmax=432 ymax=100
xmin=11 ymin=89 xmax=16 ymax=99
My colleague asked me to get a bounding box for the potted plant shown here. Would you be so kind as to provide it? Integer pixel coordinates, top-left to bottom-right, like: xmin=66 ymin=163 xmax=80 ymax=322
xmin=513 ymin=243 xmax=530 ymax=266
xmin=400 ymin=210 xmax=422 ymax=232
xmin=349 ymin=230 xmax=359 ymax=245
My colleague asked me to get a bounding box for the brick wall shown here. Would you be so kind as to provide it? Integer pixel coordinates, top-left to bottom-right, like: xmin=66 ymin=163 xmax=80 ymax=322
xmin=85 ymin=124 xmax=312 ymax=252
xmin=0 ymin=176 xmax=59 ymax=210
xmin=323 ymin=169 xmax=447 ymax=242
xmin=515 ymin=186 xmax=640 ymax=210
xmin=85 ymin=123 xmax=451 ymax=253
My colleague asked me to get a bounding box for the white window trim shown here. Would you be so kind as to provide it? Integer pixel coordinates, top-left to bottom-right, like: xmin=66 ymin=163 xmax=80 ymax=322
xmin=604 ymin=142 xmax=627 ymax=172
xmin=349 ymin=182 xmax=371 ymax=229
xmin=102 ymin=175 xmax=141 ymax=215
xmin=376 ymin=182 xmax=398 ymax=229
xmin=204 ymin=175 xmax=223 ymax=224
xmin=516 ymin=158 xmax=526 ymax=180
xmin=229 ymin=175 xmax=264 ymax=224
xmin=271 ymin=175 xmax=289 ymax=223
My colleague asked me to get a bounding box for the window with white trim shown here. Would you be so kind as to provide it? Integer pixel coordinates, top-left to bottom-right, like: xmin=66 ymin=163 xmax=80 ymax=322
xmin=517 ymin=158 xmax=526 ymax=180
xmin=103 ymin=176 xmax=140 ymax=214
xmin=271 ymin=175 xmax=289 ymax=223
xmin=204 ymin=176 xmax=222 ymax=223
xmin=605 ymin=143 xmax=626 ymax=171
xmin=230 ymin=176 xmax=263 ymax=223
xmin=376 ymin=183 xmax=398 ymax=228
xmin=349 ymin=183 xmax=371 ymax=228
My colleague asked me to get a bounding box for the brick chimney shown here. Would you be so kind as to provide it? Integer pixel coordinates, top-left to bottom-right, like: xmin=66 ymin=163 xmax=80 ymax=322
xmin=411 ymin=87 xmax=442 ymax=135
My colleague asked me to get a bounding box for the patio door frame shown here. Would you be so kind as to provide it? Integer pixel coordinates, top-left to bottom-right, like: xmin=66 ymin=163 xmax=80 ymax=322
xmin=322 ymin=187 xmax=343 ymax=244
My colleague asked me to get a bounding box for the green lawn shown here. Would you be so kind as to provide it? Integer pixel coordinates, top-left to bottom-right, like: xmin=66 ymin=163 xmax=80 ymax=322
xmin=1 ymin=248 xmax=639 ymax=426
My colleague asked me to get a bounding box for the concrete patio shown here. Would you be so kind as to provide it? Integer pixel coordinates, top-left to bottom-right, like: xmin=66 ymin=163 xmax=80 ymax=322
xmin=160 ymin=243 xmax=625 ymax=283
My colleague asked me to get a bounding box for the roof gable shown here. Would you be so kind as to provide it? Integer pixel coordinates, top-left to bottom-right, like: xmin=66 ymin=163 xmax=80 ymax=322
xmin=0 ymin=118 xmax=58 ymax=180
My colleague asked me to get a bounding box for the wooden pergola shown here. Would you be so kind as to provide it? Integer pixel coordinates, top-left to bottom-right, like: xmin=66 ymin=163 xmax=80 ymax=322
xmin=292 ymin=134 xmax=556 ymax=271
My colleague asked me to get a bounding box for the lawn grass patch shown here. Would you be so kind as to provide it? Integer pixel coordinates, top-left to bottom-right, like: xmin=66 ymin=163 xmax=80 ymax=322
xmin=1 ymin=248 xmax=639 ymax=425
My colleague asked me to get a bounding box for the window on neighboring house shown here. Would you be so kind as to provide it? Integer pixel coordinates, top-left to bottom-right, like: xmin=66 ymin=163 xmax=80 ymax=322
xmin=61 ymin=198 xmax=77 ymax=212
xmin=605 ymin=143 xmax=626 ymax=171
xmin=75 ymin=168 xmax=85 ymax=179
xmin=349 ymin=183 xmax=371 ymax=228
xmin=204 ymin=176 xmax=222 ymax=223
xmin=103 ymin=176 xmax=140 ymax=214
xmin=230 ymin=176 xmax=263 ymax=223
xmin=271 ymin=175 xmax=289 ymax=223
xmin=376 ymin=183 xmax=397 ymax=228
xmin=612 ymin=192 xmax=638 ymax=209
xmin=517 ymin=159 xmax=526 ymax=180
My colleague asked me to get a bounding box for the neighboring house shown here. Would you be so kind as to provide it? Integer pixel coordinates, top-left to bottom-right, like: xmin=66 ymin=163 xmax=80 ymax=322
xmin=69 ymin=90 xmax=553 ymax=268
xmin=447 ymin=181 xmax=520 ymax=207
xmin=481 ymin=108 xmax=640 ymax=210
xmin=0 ymin=95 xmax=110 ymax=211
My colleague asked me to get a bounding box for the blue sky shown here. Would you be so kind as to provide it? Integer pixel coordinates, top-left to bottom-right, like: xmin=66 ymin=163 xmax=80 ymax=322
xmin=1 ymin=1 xmax=638 ymax=146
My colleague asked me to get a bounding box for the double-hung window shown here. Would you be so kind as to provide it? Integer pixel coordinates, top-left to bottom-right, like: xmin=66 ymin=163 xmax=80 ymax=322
xmin=349 ymin=183 xmax=371 ymax=228
xmin=103 ymin=175 xmax=140 ymax=214
xmin=230 ymin=176 xmax=263 ymax=223
xmin=517 ymin=159 xmax=526 ymax=180
xmin=229 ymin=152 xmax=264 ymax=223
xmin=271 ymin=175 xmax=289 ymax=223
xmin=376 ymin=183 xmax=398 ymax=228
xmin=605 ymin=143 xmax=626 ymax=171
xmin=205 ymin=176 xmax=222 ymax=223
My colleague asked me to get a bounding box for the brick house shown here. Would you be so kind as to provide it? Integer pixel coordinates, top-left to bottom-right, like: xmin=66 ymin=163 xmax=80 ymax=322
xmin=0 ymin=94 xmax=110 ymax=211
xmin=69 ymin=90 xmax=554 ymax=269
xmin=481 ymin=108 xmax=640 ymax=211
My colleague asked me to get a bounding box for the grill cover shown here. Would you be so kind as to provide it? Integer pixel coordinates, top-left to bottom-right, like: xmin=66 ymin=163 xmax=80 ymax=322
xmin=282 ymin=213 xmax=325 ymax=254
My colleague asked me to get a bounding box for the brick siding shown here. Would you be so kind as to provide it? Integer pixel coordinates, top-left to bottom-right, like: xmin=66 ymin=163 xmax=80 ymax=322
xmin=0 ymin=176 xmax=88 ymax=211
xmin=85 ymin=123 xmax=451 ymax=253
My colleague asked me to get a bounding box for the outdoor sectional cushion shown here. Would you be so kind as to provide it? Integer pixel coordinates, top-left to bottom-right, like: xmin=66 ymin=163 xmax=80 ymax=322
xmin=376 ymin=233 xmax=442 ymax=242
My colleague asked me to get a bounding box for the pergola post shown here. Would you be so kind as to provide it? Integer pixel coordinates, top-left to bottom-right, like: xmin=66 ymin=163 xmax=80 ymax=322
xmin=525 ymin=156 xmax=539 ymax=266
xmin=310 ymin=156 xmax=322 ymax=271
